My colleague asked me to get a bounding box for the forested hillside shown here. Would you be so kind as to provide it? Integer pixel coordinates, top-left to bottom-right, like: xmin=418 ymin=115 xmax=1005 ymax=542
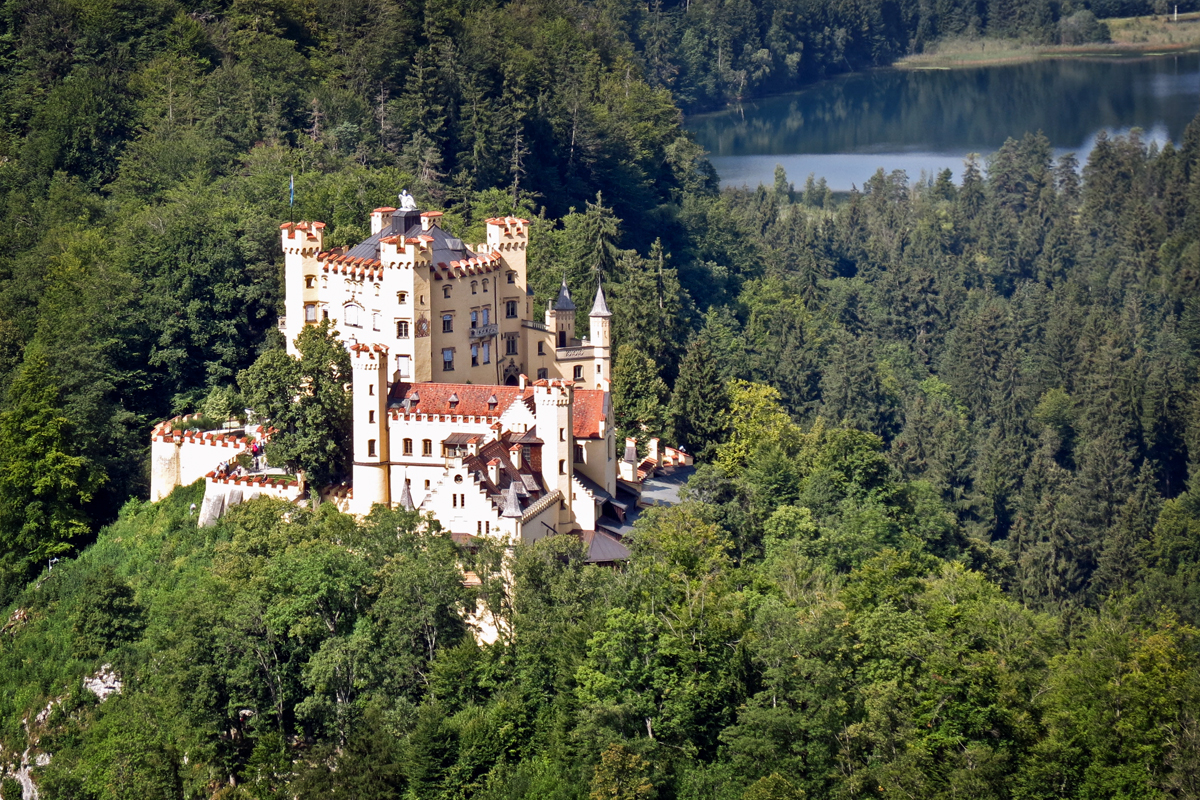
xmin=3 ymin=0 xmax=1200 ymax=798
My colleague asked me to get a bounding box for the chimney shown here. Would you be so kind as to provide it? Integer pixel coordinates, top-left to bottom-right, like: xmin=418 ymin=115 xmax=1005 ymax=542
xmin=421 ymin=211 xmax=443 ymax=232
xmin=648 ymin=438 xmax=659 ymax=464
xmin=509 ymin=444 xmax=522 ymax=468
xmin=370 ymin=207 xmax=396 ymax=235
xmin=624 ymin=438 xmax=638 ymax=463
xmin=487 ymin=458 xmax=501 ymax=485
xmin=519 ymin=373 xmax=527 ymax=390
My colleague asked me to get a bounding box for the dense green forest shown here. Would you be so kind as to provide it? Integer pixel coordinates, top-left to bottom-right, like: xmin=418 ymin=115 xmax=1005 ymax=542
xmin=3 ymin=0 xmax=1200 ymax=797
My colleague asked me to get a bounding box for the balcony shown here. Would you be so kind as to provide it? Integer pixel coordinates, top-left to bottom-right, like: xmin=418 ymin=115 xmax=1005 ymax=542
xmin=468 ymin=323 xmax=498 ymax=340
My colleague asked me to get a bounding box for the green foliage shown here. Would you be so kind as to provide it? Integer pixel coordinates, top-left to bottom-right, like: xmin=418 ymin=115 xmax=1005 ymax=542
xmin=2 ymin=1 xmax=1200 ymax=797
xmin=611 ymin=345 xmax=670 ymax=455
xmin=0 ymin=350 xmax=104 ymax=594
xmin=589 ymin=743 xmax=655 ymax=800
xmin=239 ymin=320 xmax=353 ymax=487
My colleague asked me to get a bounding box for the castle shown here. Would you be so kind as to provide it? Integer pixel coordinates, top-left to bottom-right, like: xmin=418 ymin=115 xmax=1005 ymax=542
xmin=148 ymin=202 xmax=690 ymax=559
xmin=279 ymin=206 xmax=612 ymax=390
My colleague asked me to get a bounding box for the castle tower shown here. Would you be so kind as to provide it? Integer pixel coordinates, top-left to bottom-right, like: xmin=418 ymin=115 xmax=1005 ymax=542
xmin=589 ymin=283 xmax=612 ymax=390
xmin=350 ymin=343 xmax=390 ymax=513
xmin=546 ymin=279 xmax=576 ymax=349
xmin=485 ymin=216 xmax=529 ymax=289
xmin=280 ymin=221 xmax=326 ymax=356
xmin=534 ymin=380 xmax=574 ymax=528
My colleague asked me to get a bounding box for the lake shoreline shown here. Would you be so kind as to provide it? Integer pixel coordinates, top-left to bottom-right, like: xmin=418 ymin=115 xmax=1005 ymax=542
xmin=896 ymin=13 xmax=1200 ymax=69
xmin=896 ymin=40 xmax=1200 ymax=70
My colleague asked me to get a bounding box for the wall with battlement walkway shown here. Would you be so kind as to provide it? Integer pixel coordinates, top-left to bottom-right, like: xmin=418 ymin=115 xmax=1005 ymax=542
xmin=149 ymin=415 xmax=255 ymax=502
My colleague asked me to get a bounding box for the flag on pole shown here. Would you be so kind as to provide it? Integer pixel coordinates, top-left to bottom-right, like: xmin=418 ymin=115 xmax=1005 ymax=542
xmin=289 ymin=174 xmax=295 ymax=207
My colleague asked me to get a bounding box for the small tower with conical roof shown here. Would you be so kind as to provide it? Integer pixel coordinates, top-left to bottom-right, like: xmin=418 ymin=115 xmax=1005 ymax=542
xmin=589 ymin=283 xmax=612 ymax=389
xmin=546 ymin=278 xmax=576 ymax=350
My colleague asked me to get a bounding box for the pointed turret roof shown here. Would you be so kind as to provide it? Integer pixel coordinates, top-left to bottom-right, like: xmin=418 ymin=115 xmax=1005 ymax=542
xmin=398 ymin=478 xmax=415 ymax=511
xmin=553 ymin=278 xmax=576 ymax=311
xmin=501 ymin=482 xmax=522 ymax=518
xmin=589 ymin=283 xmax=611 ymax=318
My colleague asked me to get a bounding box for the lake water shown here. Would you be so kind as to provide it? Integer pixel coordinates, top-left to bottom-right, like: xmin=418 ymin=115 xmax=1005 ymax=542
xmin=687 ymin=52 xmax=1200 ymax=190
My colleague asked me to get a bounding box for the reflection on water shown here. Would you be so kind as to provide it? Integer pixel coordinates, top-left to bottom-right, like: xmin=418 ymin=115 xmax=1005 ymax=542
xmin=688 ymin=53 xmax=1200 ymax=190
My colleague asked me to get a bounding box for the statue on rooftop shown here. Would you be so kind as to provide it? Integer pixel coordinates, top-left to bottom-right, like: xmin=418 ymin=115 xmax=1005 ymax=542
xmin=398 ymin=189 xmax=418 ymax=211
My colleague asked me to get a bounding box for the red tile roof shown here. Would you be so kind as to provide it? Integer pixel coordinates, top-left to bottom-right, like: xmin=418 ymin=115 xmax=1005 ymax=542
xmin=387 ymin=381 xmax=606 ymax=438
xmin=572 ymin=389 xmax=606 ymax=439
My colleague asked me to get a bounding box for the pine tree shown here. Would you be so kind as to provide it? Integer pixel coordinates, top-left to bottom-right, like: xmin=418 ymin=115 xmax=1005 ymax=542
xmin=0 ymin=350 xmax=104 ymax=581
xmin=611 ymin=344 xmax=670 ymax=455
xmin=669 ymin=336 xmax=729 ymax=461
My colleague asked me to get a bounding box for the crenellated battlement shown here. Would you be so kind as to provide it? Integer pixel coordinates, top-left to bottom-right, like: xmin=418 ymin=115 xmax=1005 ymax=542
xmin=280 ymin=221 xmax=325 ymax=254
xmin=151 ymin=415 xmax=253 ymax=447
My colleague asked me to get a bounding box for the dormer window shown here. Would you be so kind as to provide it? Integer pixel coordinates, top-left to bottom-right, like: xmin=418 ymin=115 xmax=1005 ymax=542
xmin=487 ymin=394 xmax=498 ymax=411
xmin=448 ymin=392 xmax=459 ymax=409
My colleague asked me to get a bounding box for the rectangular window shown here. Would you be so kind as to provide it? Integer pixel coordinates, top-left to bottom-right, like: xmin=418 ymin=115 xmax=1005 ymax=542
xmin=442 ymin=314 xmax=453 ymax=333
xmin=305 ymin=304 xmax=317 ymax=322
xmin=442 ymin=348 xmax=454 ymax=371
xmin=372 ymin=312 xmax=381 ymax=331
xmin=482 ymin=307 xmax=490 ymax=325
xmin=482 ymin=342 xmax=491 ymax=363
xmin=575 ymin=444 xmax=584 ymax=463
xmin=367 ymin=439 xmax=376 ymax=457
xmin=506 ymin=337 xmax=518 ymax=356
xmin=396 ymin=320 xmax=409 ymax=338
xmin=573 ymin=365 xmax=583 ymax=381
xmin=471 ymin=344 xmax=479 ymax=366
xmin=507 ymin=271 xmax=516 ymax=284
xmin=506 ymin=300 xmax=518 ymax=318
xmin=403 ymin=438 xmax=413 ymax=456
xmin=396 ymin=355 xmax=411 ymax=377
xmin=470 ymin=310 xmax=478 ymax=329
xmin=397 ymin=292 xmax=408 ymax=303
xmin=368 ymin=410 xmax=375 ymax=423
xmin=422 ymin=440 xmax=433 ymax=457
xmin=537 ymin=341 xmax=545 ymax=355
xmin=537 ymin=368 xmax=548 ymax=380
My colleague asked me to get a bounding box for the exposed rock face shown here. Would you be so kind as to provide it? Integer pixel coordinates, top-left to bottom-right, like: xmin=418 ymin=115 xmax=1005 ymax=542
xmin=83 ymin=664 xmax=122 ymax=701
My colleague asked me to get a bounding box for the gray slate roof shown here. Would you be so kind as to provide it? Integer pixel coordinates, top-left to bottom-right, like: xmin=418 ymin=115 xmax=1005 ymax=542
xmin=590 ymin=284 xmax=612 ymax=317
xmin=553 ymin=279 xmax=576 ymax=311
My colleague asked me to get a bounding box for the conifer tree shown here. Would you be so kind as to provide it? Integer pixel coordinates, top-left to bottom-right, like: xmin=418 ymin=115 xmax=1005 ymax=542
xmin=669 ymin=336 xmax=729 ymax=462
xmin=0 ymin=350 xmax=103 ymax=588
xmin=611 ymin=344 xmax=669 ymax=456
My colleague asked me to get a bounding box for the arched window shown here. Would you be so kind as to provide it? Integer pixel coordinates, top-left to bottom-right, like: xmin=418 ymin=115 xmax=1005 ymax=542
xmin=422 ymin=439 xmax=433 ymax=457
xmin=443 ymin=285 xmax=452 ymax=299
xmin=344 ymin=304 xmax=361 ymax=327
xmin=403 ymin=438 xmax=413 ymax=456
xmin=482 ymin=279 xmax=489 ymax=293
xmin=304 ymin=275 xmax=316 ymax=288
xmin=471 ymin=281 xmax=478 ymax=294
